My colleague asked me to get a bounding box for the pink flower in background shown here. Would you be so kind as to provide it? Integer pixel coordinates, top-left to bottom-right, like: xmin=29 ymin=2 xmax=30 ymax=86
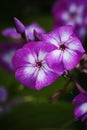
xmin=52 ymin=0 xmax=87 ymax=42
xmin=12 ymin=41 xmax=59 ymax=90
xmin=2 ymin=17 xmax=45 ymax=41
xmin=41 ymin=26 xmax=85 ymax=73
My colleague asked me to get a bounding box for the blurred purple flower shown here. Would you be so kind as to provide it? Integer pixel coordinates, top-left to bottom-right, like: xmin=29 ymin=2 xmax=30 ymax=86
xmin=2 ymin=28 xmax=20 ymax=39
xmin=2 ymin=18 xmax=45 ymax=41
xmin=72 ymin=92 xmax=87 ymax=122
xmin=52 ymin=0 xmax=87 ymax=42
xmin=0 ymin=87 xmax=8 ymax=103
xmin=41 ymin=26 xmax=85 ymax=73
xmin=0 ymin=42 xmax=22 ymax=72
xmin=12 ymin=41 xmax=59 ymax=90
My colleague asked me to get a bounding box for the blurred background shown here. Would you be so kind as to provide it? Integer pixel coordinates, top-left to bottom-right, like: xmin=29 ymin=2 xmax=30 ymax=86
xmin=0 ymin=0 xmax=86 ymax=130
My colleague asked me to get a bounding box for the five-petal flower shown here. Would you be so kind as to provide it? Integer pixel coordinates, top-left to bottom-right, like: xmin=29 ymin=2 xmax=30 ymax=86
xmin=41 ymin=26 xmax=85 ymax=73
xmin=12 ymin=41 xmax=59 ymax=90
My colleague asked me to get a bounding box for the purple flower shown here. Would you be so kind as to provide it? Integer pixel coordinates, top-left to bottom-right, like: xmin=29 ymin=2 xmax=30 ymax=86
xmin=2 ymin=28 xmax=20 ymax=39
xmin=41 ymin=26 xmax=85 ymax=73
xmin=0 ymin=42 xmax=22 ymax=72
xmin=12 ymin=41 xmax=59 ymax=90
xmin=72 ymin=92 xmax=87 ymax=122
xmin=52 ymin=0 xmax=87 ymax=41
xmin=0 ymin=87 xmax=8 ymax=103
xmin=25 ymin=22 xmax=45 ymax=41
xmin=2 ymin=18 xmax=45 ymax=41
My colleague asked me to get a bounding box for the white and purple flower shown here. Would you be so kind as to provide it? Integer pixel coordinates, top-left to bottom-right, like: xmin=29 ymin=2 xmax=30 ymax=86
xmin=12 ymin=41 xmax=59 ymax=90
xmin=41 ymin=26 xmax=85 ymax=73
xmin=52 ymin=0 xmax=87 ymax=42
xmin=2 ymin=17 xmax=45 ymax=41
xmin=72 ymin=92 xmax=87 ymax=122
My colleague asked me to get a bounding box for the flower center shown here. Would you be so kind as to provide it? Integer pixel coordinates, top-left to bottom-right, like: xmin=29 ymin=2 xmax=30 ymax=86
xmin=60 ymin=44 xmax=66 ymax=51
xmin=70 ymin=12 xmax=77 ymax=18
xmin=36 ymin=61 xmax=42 ymax=68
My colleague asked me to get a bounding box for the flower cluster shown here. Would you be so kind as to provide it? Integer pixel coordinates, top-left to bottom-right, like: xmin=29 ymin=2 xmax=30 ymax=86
xmin=11 ymin=18 xmax=85 ymax=90
xmin=2 ymin=17 xmax=45 ymax=42
xmin=52 ymin=0 xmax=87 ymax=42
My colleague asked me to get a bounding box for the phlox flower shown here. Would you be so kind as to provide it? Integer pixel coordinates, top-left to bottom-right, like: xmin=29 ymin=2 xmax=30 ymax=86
xmin=52 ymin=0 xmax=87 ymax=41
xmin=12 ymin=41 xmax=59 ymax=90
xmin=72 ymin=92 xmax=87 ymax=122
xmin=2 ymin=17 xmax=45 ymax=41
xmin=41 ymin=26 xmax=85 ymax=73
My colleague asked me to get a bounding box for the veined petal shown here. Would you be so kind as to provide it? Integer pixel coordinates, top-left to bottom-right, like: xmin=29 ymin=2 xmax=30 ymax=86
xmin=58 ymin=26 xmax=74 ymax=43
xmin=35 ymin=66 xmax=59 ymax=90
xmin=74 ymin=103 xmax=87 ymax=120
xmin=38 ymin=50 xmax=47 ymax=61
xmin=41 ymin=33 xmax=59 ymax=48
xmin=63 ymin=49 xmax=83 ymax=70
xmin=66 ymin=37 xmax=85 ymax=52
xmin=12 ymin=48 xmax=34 ymax=70
xmin=46 ymin=50 xmax=64 ymax=74
xmin=23 ymin=41 xmax=56 ymax=56
xmin=15 ymin=66 xmax=37 ymax=89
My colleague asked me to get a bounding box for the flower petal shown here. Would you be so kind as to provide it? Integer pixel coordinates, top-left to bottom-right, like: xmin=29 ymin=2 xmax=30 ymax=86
xmin=74 ymin=103 xmax=87 ymax=120
xmin=15 ymin=66 xmax=37 ymax=89
xmin=63 ymin=49 xmax=83 ymax=70
xmin=72 ymin=92 xmax=87 ymax=104
xmin=66 ymin=37 xmax=85 ymax=52
xmin=25 ymin=23 xmax=45 ymax=41
xmin=12 ymin=48 xmax=35 ymax=70
xmin=23 ymin=41 xmax=56 ymax=56
xmin=41 ymin=33 xmax=59 ymax=48
xmin=35 ymin=66 xmax=59 ymax=90
xmin=58 ymin=26 xmax=74 ymax=42
xmin=46 ymin=50 xmax=64 ymax=74
xmin=2 ymin=28 xmax=20 ymax=39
